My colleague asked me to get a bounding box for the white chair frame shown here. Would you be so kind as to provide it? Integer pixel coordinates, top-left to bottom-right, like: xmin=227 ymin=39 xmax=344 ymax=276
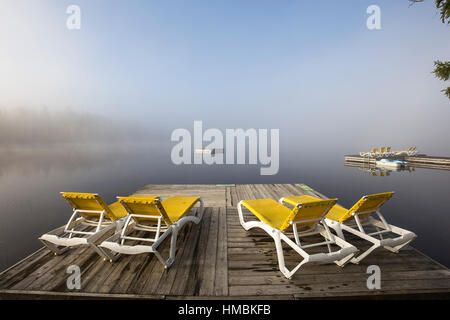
xmin=39 ymin=208 xmax=123 ymax=259
xmin=237 ymin=200 xmax=358 ymax=279
xmin=99 ymin=198 xmax=204 ymax=268
xmin=324 ymin=208 xmax=416 ymax=264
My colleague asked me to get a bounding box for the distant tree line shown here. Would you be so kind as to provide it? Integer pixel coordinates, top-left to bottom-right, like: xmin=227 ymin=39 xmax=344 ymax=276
xmin=0 ymin=108 xmax=127 ymax=146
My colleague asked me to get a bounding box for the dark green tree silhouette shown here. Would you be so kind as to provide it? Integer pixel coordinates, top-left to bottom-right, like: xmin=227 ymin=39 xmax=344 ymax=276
xmin=410 ymin=0 xmax=450 ymax=98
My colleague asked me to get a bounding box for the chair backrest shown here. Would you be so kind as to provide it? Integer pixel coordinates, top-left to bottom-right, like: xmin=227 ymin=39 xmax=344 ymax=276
xmin=61 ymin=192 xmax=121 ymax=221
xmin=370 ymin=148 xmax=377 ymax=153
xmin=386 ymin=146 xmax=391 ymax=153
xmin=118 ymin=195 xmax=172 ymax=225
xmin=281 ymin=198 xmax=337 ymax=230
xmin=337 ymin=192 xmax=394 ymax=222
xmin=380 ymin=147 xmax=385 ymax=153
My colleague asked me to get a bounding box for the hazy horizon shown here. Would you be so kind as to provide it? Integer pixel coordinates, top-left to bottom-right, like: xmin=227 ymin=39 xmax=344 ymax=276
xmin=1 ymin=0 xmax=449 ymax=157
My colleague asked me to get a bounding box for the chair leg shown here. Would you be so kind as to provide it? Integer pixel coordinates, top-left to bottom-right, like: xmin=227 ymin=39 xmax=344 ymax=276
xmin=384 ymin=238 xmax=414 ymax=253
xmin=351 ymin=243 xmax=379 ymax=264
xmin=152 ymin=205 xmax=202 ymax=269
xmin=153 ymin=249 xmax=169 ymax=268
xmin=40 ymin=239 xmax=69 ymax=255
xmin=149 ymin=224 xmax=176 ymax=268
xmin=319 ymin=227 xmax=358 ymax=267
xmin=325 ymin=219 xmax=346 ymax=240
xmin=165 ymin=225 xmax=179 ymax=268
xmin=91 ymin=244 xmax=121 ymax=262
xmin=335 ymin=252 xmax=356 ymax=267
xmin=162 ymin=202 xmax=204 ymax=267
xmin=272 ymin=230 xmax=290 ymax=278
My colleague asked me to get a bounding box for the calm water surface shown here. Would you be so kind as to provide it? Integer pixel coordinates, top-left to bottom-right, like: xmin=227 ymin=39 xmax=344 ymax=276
xmin=0 ymin=143 xmax=449 ymax=271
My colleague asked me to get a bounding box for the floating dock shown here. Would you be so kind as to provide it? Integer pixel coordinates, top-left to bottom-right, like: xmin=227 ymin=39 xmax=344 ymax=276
xmin=0 ymin=184 xmax=449 ymax=299
xmin=345 ymin=155 xmax=450 ymax=171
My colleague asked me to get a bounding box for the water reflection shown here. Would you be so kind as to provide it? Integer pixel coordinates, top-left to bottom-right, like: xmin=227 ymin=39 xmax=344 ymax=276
xmin=0 ymin=143 xmax=146 ymax=177
xmin=345 ymin=161 xmax=416 ymax=177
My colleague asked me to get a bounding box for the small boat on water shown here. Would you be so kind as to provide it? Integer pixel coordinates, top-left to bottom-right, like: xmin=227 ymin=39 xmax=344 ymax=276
xmin=376 ymin=158 xmax=410 ymax=169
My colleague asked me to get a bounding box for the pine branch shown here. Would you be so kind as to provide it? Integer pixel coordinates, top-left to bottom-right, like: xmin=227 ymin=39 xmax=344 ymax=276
xmin=442 ymin=87 xmax=450 ymax=98
xmin=433 ymin=60 xmax=450 ymax=81
xmin=436 ymin=0 xmax=450 ymax=24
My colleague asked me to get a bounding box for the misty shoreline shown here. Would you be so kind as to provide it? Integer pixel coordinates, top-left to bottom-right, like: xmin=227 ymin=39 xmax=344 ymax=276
xmin=0 ymin=107 xmax=160 ymax=147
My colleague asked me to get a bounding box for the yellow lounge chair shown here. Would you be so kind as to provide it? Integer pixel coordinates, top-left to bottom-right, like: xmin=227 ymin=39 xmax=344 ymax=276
xmin=39 ymin=192 xmax=128 ymax=257
xmin=322 ymin=192 xmax=416 ymax=264
xmin=370 ymin=148 xmax=378 ymax=157
xmin=237 ymin=197 xmax=357 ymax=279
xmin=384 ymin=146 xmax=392 ymax=157
xmin=99 ymin=195 xmax=203 ymax=268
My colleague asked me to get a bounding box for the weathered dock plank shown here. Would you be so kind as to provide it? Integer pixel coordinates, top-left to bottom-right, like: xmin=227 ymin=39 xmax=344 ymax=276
xmin=136 ymin=184 xmax=226 ymax=207
xmin=0 ymin=184 xmax=449 ymax=299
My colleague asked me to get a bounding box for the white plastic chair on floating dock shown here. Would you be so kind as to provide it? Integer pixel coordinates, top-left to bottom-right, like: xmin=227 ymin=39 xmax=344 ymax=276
xmin=394 ymin=147 xmax=418 ymax=156
xmin=407 ymin=147 xmax=418 ymax=156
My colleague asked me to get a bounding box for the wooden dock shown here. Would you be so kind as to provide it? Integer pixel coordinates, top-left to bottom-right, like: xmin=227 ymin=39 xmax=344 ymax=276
xmin=0 ymin=184 xmax=449 ymax=300
xmin=345 ymin=155 xmax=450 ymax=171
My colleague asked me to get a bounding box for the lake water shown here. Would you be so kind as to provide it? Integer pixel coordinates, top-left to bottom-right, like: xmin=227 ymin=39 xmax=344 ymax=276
xmin=0 ymin=143 xmax=449 ymax=271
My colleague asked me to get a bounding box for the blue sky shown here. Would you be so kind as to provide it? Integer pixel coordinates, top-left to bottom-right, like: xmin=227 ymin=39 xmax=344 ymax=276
xmin=1 ymin=0 xmax=449 ymax=154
